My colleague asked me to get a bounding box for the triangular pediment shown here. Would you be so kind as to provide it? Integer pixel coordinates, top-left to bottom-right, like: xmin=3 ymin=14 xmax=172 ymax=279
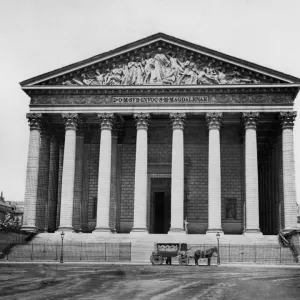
xmin=21 ymin=33 xmax=300 ymax=87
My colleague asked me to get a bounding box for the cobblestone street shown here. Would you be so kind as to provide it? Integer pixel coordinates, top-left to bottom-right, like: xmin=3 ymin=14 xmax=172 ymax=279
xmin=0 ymin=264 xmax=300 ymax=299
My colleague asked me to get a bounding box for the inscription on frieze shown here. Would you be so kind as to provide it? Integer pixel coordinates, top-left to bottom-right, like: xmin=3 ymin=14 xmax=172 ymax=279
xmin=30 ymin=93 xmax=293 ymax=105
xmin=112 ymin=96 xmax=208 ymax=104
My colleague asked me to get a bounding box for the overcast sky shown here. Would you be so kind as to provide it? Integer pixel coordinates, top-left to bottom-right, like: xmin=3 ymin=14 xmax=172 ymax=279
xmin=0 ymin=0 xmax=299 ymax=205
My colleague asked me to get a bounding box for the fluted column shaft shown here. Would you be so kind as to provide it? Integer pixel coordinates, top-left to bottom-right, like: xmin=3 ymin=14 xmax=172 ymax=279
xmin=131 ymin=113 xmax=150 ymax=233
xmin=22 ymin=114 xmax=42 ymax=232
xmin=168 ymin=113 xmax=186 ymax=234
xmin=280 ymin=112 xmax=297 ymax=230
xmin=243 ymin=112 xmax=261 ymax=234
xmin=57 ymin=114 xmax=78 ymax=231
xmin=47 ymin=135 xmax=59 ymax=232
xmin=56 ymin=142 xmax=64 ymax=229
xmin=206 ymin=113 xmax=223 ymax=233
xmin=94 ymin=113 xmax=114 ymax=233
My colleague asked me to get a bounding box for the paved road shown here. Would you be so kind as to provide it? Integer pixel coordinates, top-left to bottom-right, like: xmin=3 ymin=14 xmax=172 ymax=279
xmin=0 ymin=264 xmax=300 ymax=299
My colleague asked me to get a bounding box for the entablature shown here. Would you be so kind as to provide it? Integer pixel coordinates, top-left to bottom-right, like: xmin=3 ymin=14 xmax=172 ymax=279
xmin=27 ymin=85 xmax=297 ymax=112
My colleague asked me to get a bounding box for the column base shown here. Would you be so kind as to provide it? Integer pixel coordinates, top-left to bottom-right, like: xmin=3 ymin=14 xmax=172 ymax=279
xmin=243 ymin=229 xmax=263 ymax=238
xmin=93 ymin=227 xmax=112 ymax=235
xmin=168 ymin=228 xmax=186 ymax=234
xmin=57 ymin=226 xmax=74 ymax=232
xmin=206 ymin=228 xmax=224 ymax=235
xmin=130 ymin=228 xmax=149 ymax=235
xmin=243 ymin=228 xmax=262 ymax=234
xmin=21 ymin=225 xmax=37 ymax=232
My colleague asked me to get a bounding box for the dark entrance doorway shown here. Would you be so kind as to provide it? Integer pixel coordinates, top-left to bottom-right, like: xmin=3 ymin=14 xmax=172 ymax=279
xmin=150 ymin=178 xmax=171 ymax=234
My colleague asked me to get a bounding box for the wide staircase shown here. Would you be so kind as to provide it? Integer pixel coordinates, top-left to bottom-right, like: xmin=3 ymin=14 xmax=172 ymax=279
xmin=4 ymin=232 xmax=297 ymax=264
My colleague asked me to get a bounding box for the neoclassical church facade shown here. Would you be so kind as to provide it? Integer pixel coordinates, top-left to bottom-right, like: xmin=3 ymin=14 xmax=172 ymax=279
xmin=20 ymin=33 xmax=299 ymax=236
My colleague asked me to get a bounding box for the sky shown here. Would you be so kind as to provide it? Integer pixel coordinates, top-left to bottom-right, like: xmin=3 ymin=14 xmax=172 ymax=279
xmin=0 ymin=0 xmax=299 ymax=204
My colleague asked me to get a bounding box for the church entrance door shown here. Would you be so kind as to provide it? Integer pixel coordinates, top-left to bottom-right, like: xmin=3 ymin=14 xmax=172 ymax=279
xmin=150 ymin=178 xmax=171 ymax=234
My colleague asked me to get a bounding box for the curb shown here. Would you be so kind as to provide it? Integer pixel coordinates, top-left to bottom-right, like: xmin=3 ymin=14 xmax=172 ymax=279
xmin=0 ymin=262 xmax=299 ymax=268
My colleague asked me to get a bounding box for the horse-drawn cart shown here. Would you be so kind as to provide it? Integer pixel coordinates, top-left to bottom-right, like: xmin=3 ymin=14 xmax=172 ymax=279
xmin=150 ymin=243 xmax=190 ymax=266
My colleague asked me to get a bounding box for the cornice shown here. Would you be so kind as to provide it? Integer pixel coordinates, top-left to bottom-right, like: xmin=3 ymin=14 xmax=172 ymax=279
xmin=23 ymin=84 xmax=300 ymax=101
xmin=22 ymin=83 xmax=300 ymax=90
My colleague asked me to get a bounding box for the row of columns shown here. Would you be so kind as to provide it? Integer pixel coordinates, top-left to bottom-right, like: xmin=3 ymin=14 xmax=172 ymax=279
xmin=22 ymin=111 xmax=298 ymax=234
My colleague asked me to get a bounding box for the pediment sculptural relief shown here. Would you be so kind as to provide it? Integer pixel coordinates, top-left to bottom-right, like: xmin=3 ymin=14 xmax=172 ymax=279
xmin=62 ymin=48 xmax=261 ymax=86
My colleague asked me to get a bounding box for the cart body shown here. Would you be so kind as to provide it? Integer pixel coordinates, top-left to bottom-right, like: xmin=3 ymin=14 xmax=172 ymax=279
xmin=150 ymin=243 xmax=189 ymax=265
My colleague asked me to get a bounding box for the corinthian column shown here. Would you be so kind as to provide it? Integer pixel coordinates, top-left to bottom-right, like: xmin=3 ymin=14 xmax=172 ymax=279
xmin=94 ymin=113 xmax=114 ymax=233
xmin=131 ymin=113 xmax=150 ymax=234
xmin=206 ymin=113 xmax=223 ymax=234
xmin=22 ymin=114 xmax=42 ymax=232
xmin=243 ymin=112 xmax=262 ymax=235
xmin=280 ymin=112 xmax=297 ymax=230
xmin=47 ymin=135 xmax=59 ymax=232
xmin=168 ymin=113 xmax=186 ymax=234
xmin=57 ymin=114 xmax=78 ymax=232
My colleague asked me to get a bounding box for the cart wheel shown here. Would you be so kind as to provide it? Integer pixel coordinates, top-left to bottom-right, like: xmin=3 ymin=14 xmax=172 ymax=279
xmin=179 ymin=254 xmax=189 ymax=266
xmin=150 ymin=253 xmax=164 ymax=265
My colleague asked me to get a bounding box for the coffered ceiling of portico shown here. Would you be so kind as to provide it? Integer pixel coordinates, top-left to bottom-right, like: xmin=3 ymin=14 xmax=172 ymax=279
xmin=20 ymin=33 xmax=300 ymax=88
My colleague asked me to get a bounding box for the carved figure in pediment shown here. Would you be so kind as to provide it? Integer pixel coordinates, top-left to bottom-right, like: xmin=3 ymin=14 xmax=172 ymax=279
xmin=231 ymin=76 xmax=260 ymax=84
xmin=214 ymin=69 xmax=239 ymax=84
xmin=102 ymin=68 xmax=112 ymax=85
xmin=121 ymin=59 xmax=130 ymax=85
xmin=142 ymin=53 xmax=155 ymax=84
xmin=128 ymin=56 xmax=144 ymax=85
xmin=127 ymin=57 xmax=136 ymax=84
xmin=67 ymin=76 xmax=84 ymax=86
xmin=105 ymin=64 xmax=124 ymax=85
xmin=93 ymin=69 xmax=105 ymax=85
xmin=196 ymin=71 xmax=211 ymax=84
xmin=81 ymin=73 xmax=96 ymax=86
xmin=153 ymin=48 xmax=171 ymax=83
xmin=178 ymin=56 xmax=198 ymax=85
xmin=202 ymin=63 xmax=223 ymax=84
xmin=62 ymin=80 xmax=78 ymax=86
xmin=135 ymin=57 xmax=145 ymax=85
xmin=163 ymin=52 xmax=184 ymax=84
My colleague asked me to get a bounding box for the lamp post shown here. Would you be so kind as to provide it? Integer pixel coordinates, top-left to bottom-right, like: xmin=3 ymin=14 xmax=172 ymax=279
xmin=60 ymin=231 xmax=65 ymax=263
xmin=216 ymin=232 xmax=220 ymax=265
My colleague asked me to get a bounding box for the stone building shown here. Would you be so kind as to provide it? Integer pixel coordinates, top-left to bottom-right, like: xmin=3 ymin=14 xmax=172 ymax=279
xmin=0 ymin=193 xmax=24 ymax=224
xmin=20 ymin=33 xmax=299 ymax=237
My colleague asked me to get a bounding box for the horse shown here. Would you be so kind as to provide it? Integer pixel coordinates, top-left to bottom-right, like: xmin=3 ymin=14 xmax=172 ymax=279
xmin=194 ymin=247 xmax=218 ymax=266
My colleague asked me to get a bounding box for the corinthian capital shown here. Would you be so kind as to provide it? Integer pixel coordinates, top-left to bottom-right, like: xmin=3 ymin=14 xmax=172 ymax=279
xmin=280 ymin=111 xmax=297 ymax=129
xmin=206 ymin=113 xmax=223 ymax=130
xmin=133 ymin=113 xmax=150 ymax=130
xmin=97 ymin=113 xmax=114 ymax=130
xmin=62 ymin=113 xmax=78 ymax=130
xmin=170 ymin=113 xmax=186 ymax=130
xmin=243 ymin=112 xmax=259 ymax=129
xmin=26 ymin=113 xmax=42 ymax=131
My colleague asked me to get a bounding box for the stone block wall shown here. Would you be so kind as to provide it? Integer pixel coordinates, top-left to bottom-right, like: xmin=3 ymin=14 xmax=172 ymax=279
xmin=87 ymin=143 xmax=99 ymax=231
xmin=119 ymin=144 xmax=136 ymax=232
xmin=184 ymin=121 xmax=208 ymax=233
xmin=220 ymin=125 xmax=244 ymax=234
xmin=258 ymin=128 xmax=283 ymax=235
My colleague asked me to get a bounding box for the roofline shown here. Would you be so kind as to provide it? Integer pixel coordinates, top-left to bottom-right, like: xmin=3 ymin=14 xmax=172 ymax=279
xmin=20 ymin=32 xmax=300 ymax=86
